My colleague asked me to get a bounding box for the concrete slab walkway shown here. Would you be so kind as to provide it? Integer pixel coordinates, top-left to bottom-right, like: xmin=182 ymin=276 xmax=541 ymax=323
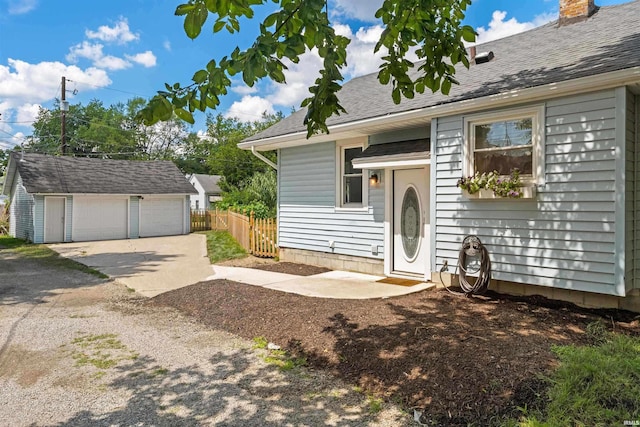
xmin=50 ymin=234 xmax=213 ymax=297
xmin=208 ymin=266 xmax=434 ymax=299
xmin=50 ymin=235 xmax=434 ymax=299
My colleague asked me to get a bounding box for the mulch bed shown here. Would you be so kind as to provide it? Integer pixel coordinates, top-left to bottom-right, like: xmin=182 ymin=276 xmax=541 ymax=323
xmin=250 ymin=261 xmax=331 ymax=276
xmin=149 ymin=264 xmax=640 ymax=426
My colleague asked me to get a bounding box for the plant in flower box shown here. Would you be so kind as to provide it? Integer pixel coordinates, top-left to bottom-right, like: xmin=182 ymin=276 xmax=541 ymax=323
xmin=457 ymin=169 xmax=523 ymax=198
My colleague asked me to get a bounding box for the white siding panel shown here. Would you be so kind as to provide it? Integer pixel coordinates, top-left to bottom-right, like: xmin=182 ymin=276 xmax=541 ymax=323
xmin=10 ymin=175 xmax=35 ymax=242
xmin=627 ymin=90 xmax=638 ymax=291
xmin=279 ymin=142 xmax=384 ymax=259
xmin=434 ymin=90 xmax=620 ymax=295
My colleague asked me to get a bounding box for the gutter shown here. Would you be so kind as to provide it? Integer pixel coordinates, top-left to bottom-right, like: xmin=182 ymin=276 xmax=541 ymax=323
xmin=251 ymin=146 xmax=278 ymax=170
xmin=238 ymin=66 xmax=640 ymax=151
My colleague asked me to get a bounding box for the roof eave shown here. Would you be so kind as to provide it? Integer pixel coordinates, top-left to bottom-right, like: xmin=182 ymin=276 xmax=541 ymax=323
xmin=1 ymin=154 xmax=18 ymax=196
xmin=239 ymin=66 xmax=640 ymax=151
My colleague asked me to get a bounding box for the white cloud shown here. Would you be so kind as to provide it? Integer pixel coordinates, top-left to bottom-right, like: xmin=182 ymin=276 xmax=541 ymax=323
xmin=94 ymin=55 xmax=131 ymax=71
xmin=16 ymin=103 xmax=41 ymax=123
xmin=0 ymin=59 xmax=111 ymax=147
xmin=67 ymin=41 xmax=131 ymax=71
xmin=163 ymin=40 xmax=172 ymax=52
xmin=7 ymin=0 xmax=37 ymax=14
xmin=224 ymin=96 xmax=275 ymax=122
xmin=331 ymin=0 xmax=383 ymax=23
xmin=66 ymin=41 xmax=104 ymax=63
xmin=230 ymin=84 xmax=258 ymax=95
xmin=334 ymin=24 xmax=387 ymax=78
xmin=0 ymin=59 xmax=111 ymax=104
xmin=125 ymin=51 xmax=157 ymax=67
xmin=475 ymin=10 xmax=556 ymax=45
xmin=86 ymin=18 xmax=139 ymax=44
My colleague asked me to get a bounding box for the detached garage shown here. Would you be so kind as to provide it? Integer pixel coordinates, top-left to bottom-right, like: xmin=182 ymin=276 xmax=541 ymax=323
xmin=1 ymin=152 xmax=197 ymax=243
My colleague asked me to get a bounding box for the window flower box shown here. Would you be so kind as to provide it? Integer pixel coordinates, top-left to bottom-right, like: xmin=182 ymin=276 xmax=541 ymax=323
xmin=463 ymin=186 xmax=536 ymax=200
xmin=458 ymin=169 xmax=536 ymax=200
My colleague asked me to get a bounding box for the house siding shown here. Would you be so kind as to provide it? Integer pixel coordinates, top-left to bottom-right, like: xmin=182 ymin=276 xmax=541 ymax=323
xmin=630 ymin=91 xmax=640 ymax=290
xmin=10 ymin=175 xmax=35 ymax=242
xmin=129 ymin=196 xmax=140 ymax=238
xmin=33 ymin=195 xmax=44 ymax=244
xmin=65 ymin=196 xmax=73 ymax=242
xmin=279 ymin=142 xmax=384 ymax=259
xmin=434 ymin=89 xmax=621 ymax=296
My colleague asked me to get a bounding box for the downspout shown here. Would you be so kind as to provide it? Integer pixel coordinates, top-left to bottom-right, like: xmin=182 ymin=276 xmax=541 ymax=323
xmin=251 ymin=146 xmax=278 ymax=170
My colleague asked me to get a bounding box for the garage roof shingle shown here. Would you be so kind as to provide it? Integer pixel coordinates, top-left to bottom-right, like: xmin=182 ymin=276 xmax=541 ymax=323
xmin=12 ymin=152 xmax=197 ymax=195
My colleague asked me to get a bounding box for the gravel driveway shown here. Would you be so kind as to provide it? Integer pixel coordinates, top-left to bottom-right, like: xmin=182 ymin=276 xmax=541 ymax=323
xmin=0 ymin=248 xmax=411 ymax=426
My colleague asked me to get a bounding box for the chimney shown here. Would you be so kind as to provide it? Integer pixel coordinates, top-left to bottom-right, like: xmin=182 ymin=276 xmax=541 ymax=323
xmin=559 ymin=0 xmax=598 ymax=25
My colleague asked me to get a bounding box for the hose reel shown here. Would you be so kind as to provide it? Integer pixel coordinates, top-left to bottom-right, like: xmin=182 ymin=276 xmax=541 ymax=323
xmin=441 ymin=235 xmax=492 ymax=296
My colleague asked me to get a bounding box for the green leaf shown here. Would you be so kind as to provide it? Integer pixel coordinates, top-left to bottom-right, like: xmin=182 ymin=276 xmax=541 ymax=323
xmin=213 ymin=20 xmax=226 ymax=33
xmin=175 ymin=4 xmax=195 ymax=16
xmin=442 ymin=78 xmax=452 ymax=95
xmin=193 ymin=70 xmax=208 ymax=84
xmin=461 ymin=26 xmax=476 ymax=43
xmin=175 ymin=108 xmax=195 ymax=124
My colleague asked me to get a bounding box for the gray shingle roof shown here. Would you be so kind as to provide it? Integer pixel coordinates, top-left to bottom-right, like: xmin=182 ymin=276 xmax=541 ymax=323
xmin=12 ymin=152 xmax=197 ymax=195
xmin=355 ymin=139 xmax=430 ymax=159
xmin=192 ymin=174 xmax=222 ymax=194
xmin=246 ymin=0 xmax=640 ymax=142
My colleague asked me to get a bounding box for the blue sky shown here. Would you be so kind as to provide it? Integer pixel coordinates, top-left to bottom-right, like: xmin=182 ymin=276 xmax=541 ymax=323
xmin=0 ymin=0 xmax=630 ymax=149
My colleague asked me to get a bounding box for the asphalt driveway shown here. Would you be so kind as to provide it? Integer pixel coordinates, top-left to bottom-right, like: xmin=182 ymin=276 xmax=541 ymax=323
xmin=50 ymin=234 xmax=215 ymax=297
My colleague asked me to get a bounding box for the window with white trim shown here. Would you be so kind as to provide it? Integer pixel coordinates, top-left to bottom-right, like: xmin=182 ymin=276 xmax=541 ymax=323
xmin=465 ymin=106 xmax=544 ymax=183
xmin=338 ymin=145 xmax=365 ymax=207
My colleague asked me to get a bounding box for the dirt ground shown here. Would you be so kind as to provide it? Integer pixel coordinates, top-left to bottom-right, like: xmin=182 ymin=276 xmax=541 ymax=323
xmin=0 ymin=250 xmax=411 ymax=426
xmin=151 ymin=262 xmax=640 ymax=426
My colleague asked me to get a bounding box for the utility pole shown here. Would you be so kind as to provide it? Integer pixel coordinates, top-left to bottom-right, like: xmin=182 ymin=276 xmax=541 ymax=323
xmin=60 ymin=76 xmax=67 ymax=155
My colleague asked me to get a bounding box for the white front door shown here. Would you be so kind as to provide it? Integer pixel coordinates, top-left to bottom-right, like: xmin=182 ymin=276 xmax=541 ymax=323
xmin=44 ymin=197 xmax=65 ymax=243
xmin=393 ymin=168 xmax=430 ymax=276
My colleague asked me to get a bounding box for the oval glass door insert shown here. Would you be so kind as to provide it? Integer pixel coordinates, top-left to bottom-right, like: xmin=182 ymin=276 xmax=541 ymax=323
xmin=401 ymin=186 xmax=421 ymax=261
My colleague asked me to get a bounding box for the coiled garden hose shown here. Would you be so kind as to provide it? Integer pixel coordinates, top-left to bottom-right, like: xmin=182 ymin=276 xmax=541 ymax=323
xmin=439 ymin=235 xmax=492 ymax=296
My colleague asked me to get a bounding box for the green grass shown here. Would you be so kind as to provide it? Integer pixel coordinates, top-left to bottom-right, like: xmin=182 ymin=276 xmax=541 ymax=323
xmin=70 ymin=333 xmax=138 ymax=370
xmin=0 ymin=235 xmax=107 ymax=278
xmin=252 ymin=336 xmax=268 ymax=349
xmin=514 ymin=328 xmax=640 ymax=426
xmin=198 ymin=230 xmax=247 ymax=264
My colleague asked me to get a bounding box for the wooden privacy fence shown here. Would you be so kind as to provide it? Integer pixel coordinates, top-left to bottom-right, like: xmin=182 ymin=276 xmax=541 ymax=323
xmin=191 ymin=208 xmax=277 ymax=258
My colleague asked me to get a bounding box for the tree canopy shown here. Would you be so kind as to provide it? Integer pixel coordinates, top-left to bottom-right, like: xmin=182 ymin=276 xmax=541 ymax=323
xmin=26 ymin=98 xmax=191 ymax=161
xmin=138 ymin=0 xmax=476 ymax=137
xmin=204 ymin=112 xmax=281 ymax=189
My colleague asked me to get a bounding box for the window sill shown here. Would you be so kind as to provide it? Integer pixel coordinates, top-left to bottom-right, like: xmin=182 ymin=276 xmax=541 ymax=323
xmin=334 ymin=206 xmax=369 ymax=212
xmin=462 ymin=187 xmax=536 ymax=200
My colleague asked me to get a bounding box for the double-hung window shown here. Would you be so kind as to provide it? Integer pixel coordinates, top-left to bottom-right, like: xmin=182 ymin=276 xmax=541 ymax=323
xmin=338 ymin=144 xmax=365 ymax=208
xmin=464 ymin=105 xmax=544 ymax=184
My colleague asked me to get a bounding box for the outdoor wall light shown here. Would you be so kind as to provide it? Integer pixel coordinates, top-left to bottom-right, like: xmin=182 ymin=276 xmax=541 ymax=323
xmin=369 ymin=170 xmax=382 ymax=186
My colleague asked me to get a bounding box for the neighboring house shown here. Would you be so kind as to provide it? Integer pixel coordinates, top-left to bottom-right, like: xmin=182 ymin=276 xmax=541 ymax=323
xmin=188 ymin=174 xmax=222 ymax=210
xmin=239 ymin=0 xmax=640 ymax=311
xmin=1 ymin=152 xmax=197 ymax=243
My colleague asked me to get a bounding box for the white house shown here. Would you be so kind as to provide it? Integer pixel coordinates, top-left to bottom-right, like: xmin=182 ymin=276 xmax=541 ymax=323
xmin=188 ymin=173 xmax=222 ymax=210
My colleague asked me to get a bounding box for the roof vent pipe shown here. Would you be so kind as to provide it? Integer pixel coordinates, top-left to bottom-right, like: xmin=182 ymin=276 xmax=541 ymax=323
xmin=474 ymin=51 xmax=494 ymax=64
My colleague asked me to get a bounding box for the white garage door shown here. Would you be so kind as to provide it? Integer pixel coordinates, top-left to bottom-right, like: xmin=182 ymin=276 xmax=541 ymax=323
xmin=140 ymin=197 xmax=185 ymax=237
xmin=73 ymin=197 xmax=128 ymax=241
